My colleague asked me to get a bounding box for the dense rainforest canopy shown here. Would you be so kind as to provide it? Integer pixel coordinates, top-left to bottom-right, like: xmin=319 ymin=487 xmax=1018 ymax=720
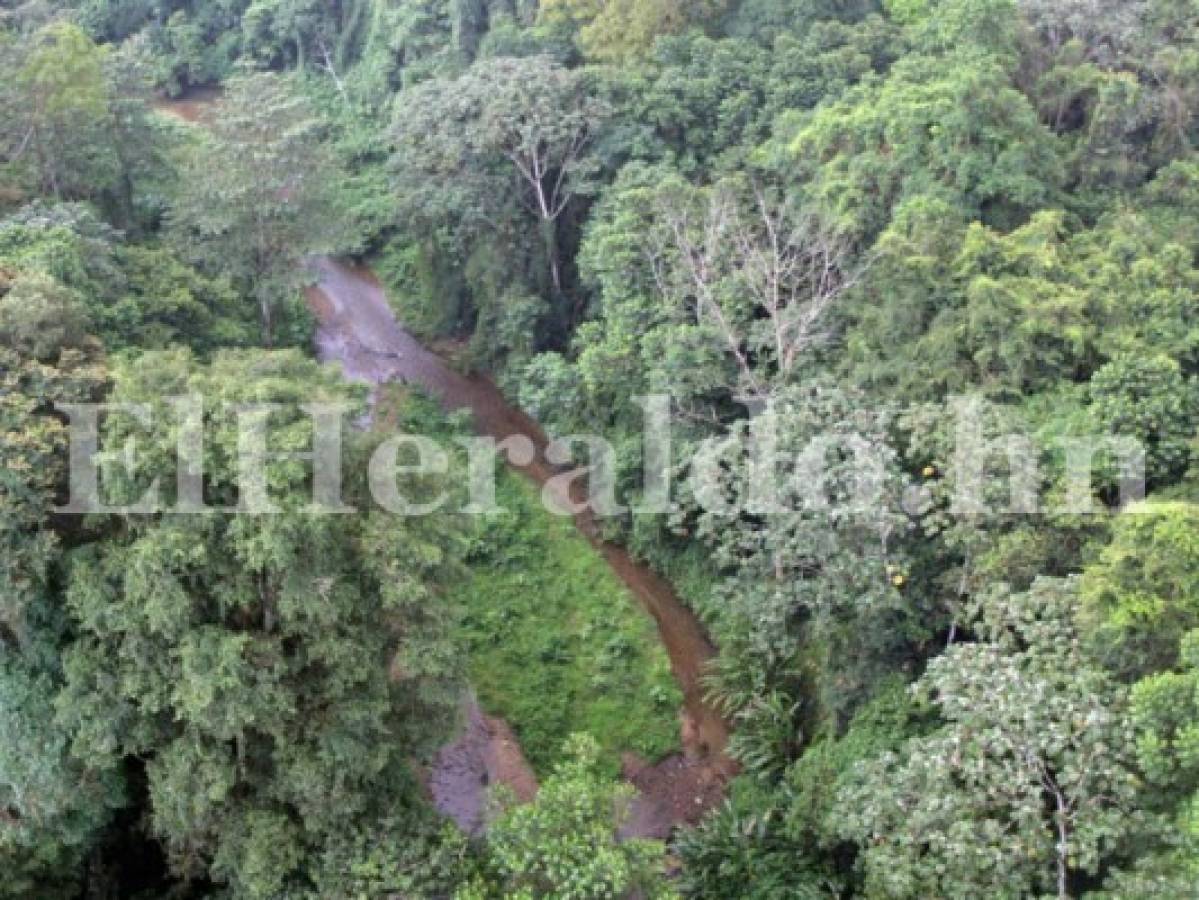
xmin=1 ymin=0 xmax=1198 ymax=897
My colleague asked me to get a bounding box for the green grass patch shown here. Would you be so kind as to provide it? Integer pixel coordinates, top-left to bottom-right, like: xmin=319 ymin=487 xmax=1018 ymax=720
xmin=457 ymin=472 xmax=682 ymax=775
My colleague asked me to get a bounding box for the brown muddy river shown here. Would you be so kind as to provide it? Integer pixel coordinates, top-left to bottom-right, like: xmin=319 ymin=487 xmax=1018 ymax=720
xmin=158 ymin=96 xmax=733 ymax=836
xmin=309 ymin=260 xmax=730 ymax=753
xmin=307 ymin=259 xmax=734 ymax=835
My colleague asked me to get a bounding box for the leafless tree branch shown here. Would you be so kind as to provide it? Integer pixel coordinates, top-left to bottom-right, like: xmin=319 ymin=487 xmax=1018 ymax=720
xmin=650 ymin=181 xmax=866 ymax=403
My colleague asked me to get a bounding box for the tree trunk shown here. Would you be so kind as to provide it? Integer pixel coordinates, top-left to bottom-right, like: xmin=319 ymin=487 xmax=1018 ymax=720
xmin=33 ymin=129 xmax=60 ymax=200
xmin=540 ymin=215 xmax=562 ymax=297
xmin=259 ymin=291 xmax=274 ymax=348
xmin=1051 ymin=785 xmax=1071 ymax=899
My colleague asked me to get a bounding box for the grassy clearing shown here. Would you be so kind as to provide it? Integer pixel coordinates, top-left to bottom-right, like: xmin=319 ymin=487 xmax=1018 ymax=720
xmin=457 ymin=471 xmax=682 ymax=775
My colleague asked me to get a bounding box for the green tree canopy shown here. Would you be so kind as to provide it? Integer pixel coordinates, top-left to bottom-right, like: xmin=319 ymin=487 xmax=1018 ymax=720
xmin=464 ymin=733 xmax=674 ymax=899
xmin=1081 ymin=501 xmax=1199 ymax=679
xmin=56 ymin=349 xmax=465 ymax=897
xmin=789 ymin=50 xmax=1062 ymax=240
xmin=391 ymin=53 xmax=609 ymax=305
xmin=0 ymin=21 xmax=116 ymax=200
xmin=168 ymin=73 xmax=352 ymax=346
xmin=538 ymin=0 xmax=727 ymax=63
xmin=839 ymin=578 xmax=1144 ymax=900
xmin=0 ymin=266 xmax=117 ymax=898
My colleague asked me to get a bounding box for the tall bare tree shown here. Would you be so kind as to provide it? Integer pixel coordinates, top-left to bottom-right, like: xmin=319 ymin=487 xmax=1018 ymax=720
xmin=391 ymin=54 xmax=609 ymax=299
xmin=648 ymin=179 xmax=864 ymax=402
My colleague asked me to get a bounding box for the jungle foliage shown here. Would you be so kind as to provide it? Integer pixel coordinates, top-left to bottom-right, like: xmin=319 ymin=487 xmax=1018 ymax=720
xmin=2 ymin=0 xmax=1199 ymax=897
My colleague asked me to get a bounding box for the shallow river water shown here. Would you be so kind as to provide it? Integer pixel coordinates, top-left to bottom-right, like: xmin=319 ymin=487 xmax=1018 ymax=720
xmin=307 ymin=261 xmax=735 ymax=836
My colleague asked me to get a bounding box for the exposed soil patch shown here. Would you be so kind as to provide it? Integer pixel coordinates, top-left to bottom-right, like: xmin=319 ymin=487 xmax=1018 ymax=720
xmin=152 ymin=87 xmax=222 ymax=124
xmin=429 ymin=696 xmax=538 ymax=836
xmin=620 ymin=752 xmax=729 ymax=840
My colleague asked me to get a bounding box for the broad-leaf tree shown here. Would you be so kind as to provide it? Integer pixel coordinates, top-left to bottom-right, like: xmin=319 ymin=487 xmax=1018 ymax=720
xmin=391 ymin=54 xmax=609 ymax=302
xmin=1081 ymin=501 xmax=1199 ymax=679
xmin=464 ymin=734 xmax=674 ymax=899
xmin=0 ymin=267 xmax=118 ymax=898
xmin=839 ymin=578 xmax=1144 ymax=899
xmin=169 ymin=73 xmax=351 ymax=346
xmin=0 ymin=22 xmax=118 ymax=201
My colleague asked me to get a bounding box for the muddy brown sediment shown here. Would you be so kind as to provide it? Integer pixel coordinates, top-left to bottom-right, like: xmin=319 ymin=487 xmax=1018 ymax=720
xmin=307 ymin=259 xmax=731 ymax=758
xmin=429 ymin=695 xmax=538 ymax=836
